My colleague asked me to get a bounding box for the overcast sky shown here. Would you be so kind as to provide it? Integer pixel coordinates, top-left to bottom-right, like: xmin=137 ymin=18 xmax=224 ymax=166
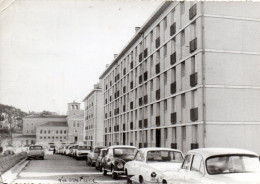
xmin=0 ymin=0 xmax=161 ymax=114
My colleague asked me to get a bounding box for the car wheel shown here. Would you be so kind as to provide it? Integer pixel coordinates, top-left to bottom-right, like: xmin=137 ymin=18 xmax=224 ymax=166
xmin=111 ymin=166 xmax=118 ymax=180
xmin=139 ymin=176 xmax=144 ymax=184
xmin=162 ymin=180 xmax=167 ymax=184
xmin=102 ymin=166 xmax=107 ymax=176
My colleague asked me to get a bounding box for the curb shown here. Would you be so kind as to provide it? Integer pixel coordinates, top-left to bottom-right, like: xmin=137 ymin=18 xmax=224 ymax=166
xmin=1 ymin=157 xmax=29 ymax=184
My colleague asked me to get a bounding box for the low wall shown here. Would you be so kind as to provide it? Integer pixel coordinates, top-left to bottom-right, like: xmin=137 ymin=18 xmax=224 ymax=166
xmin=0 ymin=152 xmax=27 ymax=173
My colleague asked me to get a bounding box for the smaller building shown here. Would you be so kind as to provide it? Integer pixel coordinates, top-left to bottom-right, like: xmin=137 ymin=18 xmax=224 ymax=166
xmin=83 ymin=83 xmax=104 ymax=147
xmin=36 ymin=121 xmax=68 ymax=146
xmin=12 ymin=134 xmax=36 ymax=152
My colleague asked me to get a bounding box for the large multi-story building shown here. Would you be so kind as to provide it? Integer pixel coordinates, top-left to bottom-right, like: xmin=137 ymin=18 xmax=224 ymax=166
xmin=83 ymin=83 xmax=104 ymax=147
xmin=99 ymin=1 xmax=260 ymax=154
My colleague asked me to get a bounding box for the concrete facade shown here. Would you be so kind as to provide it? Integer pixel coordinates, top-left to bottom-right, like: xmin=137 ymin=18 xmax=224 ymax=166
xmin=99 ymin=2 xmax=260 ymax=154
xmin=83 ymin=83 xmax=104 ymax=147
xmin=67 ymin=113 xmax=84 ymax=144
xmin=35 ymin=121 xmax=68 ymax=146
xmin=22 ymin=115 xmax=67 ymax=135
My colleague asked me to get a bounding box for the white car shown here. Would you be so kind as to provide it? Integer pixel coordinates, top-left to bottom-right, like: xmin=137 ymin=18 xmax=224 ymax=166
xmin=160 ymin=148 xmax=260 ymax=184
xmin=75 ymin=145 xmax=91 ymax=159
xmin=124 ymin=147 xmax=183 ymax=184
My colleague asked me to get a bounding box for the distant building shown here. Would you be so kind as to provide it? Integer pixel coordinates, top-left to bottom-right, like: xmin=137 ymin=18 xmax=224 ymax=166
xmin=22 ymin=114 xmax=67 ymax=135
xmin=99 ymin=1 xmax=260 ymax=154
xmin=83 ymin=83 xmax=104 ymax=147
xmin=67 ymin=101 xmax=84 ymax=144
xmin=36 ymin=121 xmax=68 ymax=146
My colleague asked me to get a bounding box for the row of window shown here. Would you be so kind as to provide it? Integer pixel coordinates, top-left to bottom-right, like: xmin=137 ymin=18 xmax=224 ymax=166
xmin=39 ymin=136 xmax=67 ymax=140
xmin=40 ymin=129 xmax=67 ymax=134
xmin=103 ymin=2 xmax=197 ymax=95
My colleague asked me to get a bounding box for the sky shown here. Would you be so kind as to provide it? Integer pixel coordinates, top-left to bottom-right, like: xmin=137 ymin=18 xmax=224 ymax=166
xmin=0 ymin=0 xmax=161 ymax=114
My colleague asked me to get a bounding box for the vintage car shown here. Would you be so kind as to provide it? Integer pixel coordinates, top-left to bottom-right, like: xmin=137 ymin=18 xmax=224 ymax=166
xmin=87 ymin=146 xmax=106 ymax=166
xmin=28 ymin=145 xmax=44 ymax=160
xmin=160 ymin=148 xmax=260 ymax=184
xmin=95 ymin=148 xmax=108 ymax=171
xmin=125 ymin=147 xmax=183 ymax=184
xmin=102 ymin=145 xmax=138 ymax=179
xmin=75 ymin=145 xmax=91 ymax=159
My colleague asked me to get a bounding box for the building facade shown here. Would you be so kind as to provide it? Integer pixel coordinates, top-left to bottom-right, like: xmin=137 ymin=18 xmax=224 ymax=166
xmin=36 ymin=121 xmax=68 ymax=146
xmin=67 ymin=101 xmax=84 ymax=144
xmin=99 ymin=2 xmax=260 ymax=154
xmin=83 ymin=83 xmax=104 ymax=147
xmin=22 ymin=114 xmax=67 ymax=135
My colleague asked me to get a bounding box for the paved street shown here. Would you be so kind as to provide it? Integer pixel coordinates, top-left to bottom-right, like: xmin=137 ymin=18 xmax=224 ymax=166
xmin=12 ymin=153 xmax=127 ymax=184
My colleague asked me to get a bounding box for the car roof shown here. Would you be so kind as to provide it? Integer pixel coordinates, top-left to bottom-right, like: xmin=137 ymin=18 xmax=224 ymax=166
xmin=108 ymin=145 xmax=137 ymax=149
xmin=188 ymin=148 xmax=259 ymax=158
xmin=139 ymin=147 xmax=182 ymax=153
xmin=29 ymin=145 xmax=42 ymax=147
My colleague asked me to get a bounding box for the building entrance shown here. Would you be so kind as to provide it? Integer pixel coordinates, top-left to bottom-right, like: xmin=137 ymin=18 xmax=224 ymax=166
xmin=156 ymin=129 xmax=161 ymax=147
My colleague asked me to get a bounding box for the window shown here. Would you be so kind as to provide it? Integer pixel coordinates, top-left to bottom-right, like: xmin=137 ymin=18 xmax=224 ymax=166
xmin=180 ymin=1 xmax=185 ymax=15
xmin=182 ymin=154 xmax=192 ymax=170
xmin=164 ymin=100 xmax=167 ymax=111
xmin=191 ymin=155 xmax=204 ymax=173
xmin=77 ymin=123 xmax=79 ymax=127
xmin=73 ymin=123 xmax=75 ymax=127
xmin=135 ymin=152 xmax=142 ymax=161
xmin=44 ymin=130 xmax=46 ymax=134
xmin=181 ymin=94 xmax=186 ymax=108
xmin=181 ymin=30 xmax=185 ymax=46
xmin=40 ymin=130 xmax=42 ymax=134
xmin=181 ymin=62 xmax=185 ymax=77
xmin=56 ymin=130 xmax=58 ymax=134
xmin=40 ymin=136 xmax=42 ymax=139
xmin=164 ymin=128 xmax=168 ymax=139
xmin=48 ymin=130 xmax=50 ymax=134
xmin=60 ymin=130 xmax=62 ymax=134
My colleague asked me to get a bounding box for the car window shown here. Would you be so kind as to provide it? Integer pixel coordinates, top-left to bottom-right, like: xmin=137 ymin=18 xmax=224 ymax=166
xmin=107 ymin=149 xmax=113 ymax=157
xmin=191 ymin=154 xmax=204 ymax=174
xmin=181 ymin=154 xmax=192 ymax=170
xmin=147 ymin=151 xmax=183 ymax=162
xmin=30 ymin=146 xmax=43 ymax=150
xmin=135 ymin=151 xmax=142 ymax=161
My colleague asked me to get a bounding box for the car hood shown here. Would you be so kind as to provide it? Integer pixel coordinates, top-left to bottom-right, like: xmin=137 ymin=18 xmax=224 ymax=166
xmin=147 ymin=162 xmax=182 ymax=172
xmin=206 ymin=173 xmax=260 ymax=184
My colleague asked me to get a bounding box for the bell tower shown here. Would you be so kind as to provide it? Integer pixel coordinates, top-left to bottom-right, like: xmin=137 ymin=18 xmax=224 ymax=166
xmin=67 ymin=101 xmax=81 ymax=116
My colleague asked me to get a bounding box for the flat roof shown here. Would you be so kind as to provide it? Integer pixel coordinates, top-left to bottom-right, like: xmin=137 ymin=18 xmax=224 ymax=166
xmin=99 ymin=1 xmax=171 ymax=79
xmin=24 ymin=114 xmax=67 ymax=119
xmin=40 ymin=121 xmax=68 ymax=127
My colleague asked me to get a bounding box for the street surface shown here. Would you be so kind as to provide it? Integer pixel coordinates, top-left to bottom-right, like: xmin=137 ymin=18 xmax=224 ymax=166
xmin=12 ymin=152 xmax=127 ymax=184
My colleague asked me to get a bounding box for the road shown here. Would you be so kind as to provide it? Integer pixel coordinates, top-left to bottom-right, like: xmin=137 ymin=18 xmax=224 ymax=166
xmin=12 ymin=152 xmax=127 ymax=184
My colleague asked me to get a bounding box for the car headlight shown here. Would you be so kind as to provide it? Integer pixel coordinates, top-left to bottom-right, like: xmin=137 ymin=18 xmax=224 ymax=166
xmin=151 ymin=172 xmax=157 ymax=178
xmin=117 ymin=162 xmax=124 ymax=169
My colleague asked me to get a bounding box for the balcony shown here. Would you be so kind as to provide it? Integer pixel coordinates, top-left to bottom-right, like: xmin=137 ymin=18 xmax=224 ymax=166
xmin=156 ymin=116 xmax=160 ymax=126
xmin=170 ymin=22 xmax=176 ymax=36
xmin=170 ymin=82 xmax=176 ymax=94
xmin=190 ymin=107 xmax=198 ymax=122
xmin=156 ymin=89 xmax=160 ymax=100
xmin=170 ymin=52 xmax=176 ymax=65
xmin=189 ymin=37 xmax=197 ymax=53
xmin=171 ymin=112 xmax=177 ymax=124
xmin=189 ymin=4 xmax=197 ymax=20
xmin=156 ymin=37 xmax=160 ymax=48
xmin=190 ymin=72 xmax=198 ymax=87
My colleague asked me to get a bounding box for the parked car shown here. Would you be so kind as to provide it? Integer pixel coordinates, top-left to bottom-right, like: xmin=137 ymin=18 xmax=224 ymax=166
xmin=160 ymin=148 xmax=260 ymax=184
xmin=125 ymin=147 xmax=183 ymax=184
xmin=75 ymin=145 xmax=92 ymax=160
xmin=28 ymin=145 xmax=44 ymax=160
xmin=102 ymin=145 xmax=138 ymax=179
xmin=95 ymin=148 xmax=108 ymax=171
xmin=66 ymin=145 xmax=74 ymax=156
xmin=87 ymin=146 xmax=106 ymax=166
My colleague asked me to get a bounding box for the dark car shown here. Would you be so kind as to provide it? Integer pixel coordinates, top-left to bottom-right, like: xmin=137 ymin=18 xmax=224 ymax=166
xmin=87 ymin=146 xmax=106 ymax=166
xmin=95 ymin=148 xmax=108 ymax=171
xmin=28 ymin=145 xmax=44 ymax=160
xmin=102 ymin=145 xmax=137 ymax=179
